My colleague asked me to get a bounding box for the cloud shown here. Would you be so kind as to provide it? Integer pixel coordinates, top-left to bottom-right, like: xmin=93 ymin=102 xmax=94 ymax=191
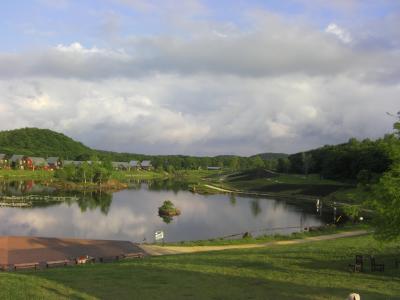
xmin=325 ymin=23 xmax=352 ymax=43
xmin=0 ymin=12 xmax=398 ymax=86
xmin=0 ymin=6 xmax=399 ymax=155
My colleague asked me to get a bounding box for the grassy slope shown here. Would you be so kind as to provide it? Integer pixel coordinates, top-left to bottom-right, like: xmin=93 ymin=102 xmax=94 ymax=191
xmin=207 ymin=171 xmax=357 ymax=201
xmin=164 ymin=224 xmax=369 ymax=247
xmin=1 ymin=235 xmax=399 ymax=300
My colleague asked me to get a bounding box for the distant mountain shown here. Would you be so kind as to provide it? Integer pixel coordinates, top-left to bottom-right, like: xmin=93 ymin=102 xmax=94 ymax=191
xmin=252 ymin=152 xmax=289 ymax=160
xmin=0 ymin=128 xmax=94 ymax=159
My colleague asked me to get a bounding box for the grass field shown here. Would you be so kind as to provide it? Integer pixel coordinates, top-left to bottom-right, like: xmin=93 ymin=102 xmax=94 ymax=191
xmin=1 ymin=234 xmax=399 ymax=300
xmin=164 ymin=224 xmax=369 ymax=247
xmin=0 ymin=169 xmax=54 ymax=180
xmin=207 ymin=171 xmax=357 ymax=201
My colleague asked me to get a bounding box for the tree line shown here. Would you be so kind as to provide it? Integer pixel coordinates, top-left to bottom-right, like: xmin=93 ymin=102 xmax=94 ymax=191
xmin=55 ymin=158 xmax=113 ymax=185
xmin=275 ymin=135 xmax=397 ymax=181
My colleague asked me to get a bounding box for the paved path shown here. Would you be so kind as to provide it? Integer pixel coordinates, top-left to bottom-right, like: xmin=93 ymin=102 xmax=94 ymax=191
xmin=203 ymin=184 xmax=234 ymax=193
xmin=139 ymin=230 xmax=369 ymax=256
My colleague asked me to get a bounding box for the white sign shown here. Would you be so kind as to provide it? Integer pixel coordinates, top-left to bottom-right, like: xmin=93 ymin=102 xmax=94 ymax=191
xmin=155 ymin=230 xmax=164 ymax=241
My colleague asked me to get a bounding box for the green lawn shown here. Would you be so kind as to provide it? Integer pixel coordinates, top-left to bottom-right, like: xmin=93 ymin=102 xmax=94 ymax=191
xmin=211 ymin=172 xmax=355 ymax=200
xmin=1 ymin=235 xmax=399 ymax=299
xmin=165 ymin=224 xmax=369 ymax=247
xmin=0 ymin=169 xmax=54 ymax=180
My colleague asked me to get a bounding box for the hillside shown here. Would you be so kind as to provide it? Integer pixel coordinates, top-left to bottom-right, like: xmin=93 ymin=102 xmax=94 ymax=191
xmin=0 ymin=128 xmax=260 ymax=168
xmin=253 ymin=152 xmax=288 ymax=160
xmin=0 ymin=128 xmax=94 ymax=159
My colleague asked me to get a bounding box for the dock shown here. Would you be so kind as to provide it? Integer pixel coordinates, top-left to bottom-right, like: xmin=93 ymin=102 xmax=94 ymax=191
xmin=0 ymin=195 xmax=80 ymax=207
xmin=0 ymin=236 xmax=145 ymax=270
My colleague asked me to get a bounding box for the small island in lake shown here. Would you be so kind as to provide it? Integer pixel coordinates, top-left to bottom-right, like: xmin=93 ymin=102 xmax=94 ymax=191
xmin=158 ymin=200 xmax=181 ymax=217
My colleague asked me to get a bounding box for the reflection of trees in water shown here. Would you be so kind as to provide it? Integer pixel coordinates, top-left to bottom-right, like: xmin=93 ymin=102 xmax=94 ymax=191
xmin=160 ymin=215 xmax=173 ymax=224
xmin=148 ymin=179 xmax=190 ymax=194
xmin=0 ymin=180 xmax=56 ymax=196
xmin=127 ymin=180 xmax=142 ymax=190
xmin=250 ymin=199 xmax=262 ymax=217
xmin=1 ymin=180 xmax=113 ymax=213
xmin=229 ymin=194 xmax=237 ymax=206
xmin=76 ymin=191 xmax=113 ymax=215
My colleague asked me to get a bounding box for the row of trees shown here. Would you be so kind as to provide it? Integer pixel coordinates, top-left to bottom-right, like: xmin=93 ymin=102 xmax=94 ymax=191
xmin=149 ymin=155 xmax=270 ymax=171
xmin=55 ymin=159 xmax=113 ymax=184
xmin=275 ymin=135 xmax=396 ymax=181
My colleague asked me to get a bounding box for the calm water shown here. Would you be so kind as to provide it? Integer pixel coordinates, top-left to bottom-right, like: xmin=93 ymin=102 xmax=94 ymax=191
xmin=0 ymin=180 xmax=329 ymax=242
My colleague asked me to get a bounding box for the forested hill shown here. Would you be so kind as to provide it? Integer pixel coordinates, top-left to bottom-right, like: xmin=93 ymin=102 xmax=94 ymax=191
xmin=0 ymin=128 xmax=278 ymax=169
xmin=253 ymin=153 xmax=288 ymax=160
xmin=0 ymin=128 xmax=94 ymax=159
xmin=283 ymin=135 xmax=399 ymax=180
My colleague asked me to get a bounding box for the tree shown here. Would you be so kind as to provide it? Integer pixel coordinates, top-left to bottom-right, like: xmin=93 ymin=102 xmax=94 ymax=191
xmin=301 ymin=152 xmax=314 ymax=175
xmin=277 ymin=158 xmax=291 ymax=173
xmin=93 ymin=166 xmax=111 ymax=185
xmin=369 ymin=162 xmax=400 ymax=240
xmin=368 ymin=114 xmax=400 ymax=240
xmin=229 ymin=157 xmax=239 ymax=170
xmin=250 ymin=156 xmax=265 ymax=169
xmin=77 ymin=162 xmax=92 ymax=184
xmin=394 ymin=111 xmax=400 ymax=136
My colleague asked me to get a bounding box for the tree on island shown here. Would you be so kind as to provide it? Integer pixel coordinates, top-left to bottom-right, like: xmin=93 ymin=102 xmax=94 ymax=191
xmin=158 ymin=200 xmax=181 ymax=224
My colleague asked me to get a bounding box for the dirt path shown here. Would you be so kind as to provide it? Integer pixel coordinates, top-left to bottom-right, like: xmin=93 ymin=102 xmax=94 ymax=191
xmin=139 ymin=230 xmax=369 ymax=256
xmin=203 ymin=184 xmax=234 ymax=193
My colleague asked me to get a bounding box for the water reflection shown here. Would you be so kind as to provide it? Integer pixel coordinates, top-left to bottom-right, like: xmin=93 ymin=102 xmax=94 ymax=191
xmin=250 ymin=199 xmax=262 ymax=217
xmin=0 ymin=180 xmax=113 ymax=215
xmin=160 ymin=215 xmax=173 ymax=224
xmin=229 ymin=194 xmax=237 ymax=206
xmin=76 ymin=192 xmax=113 ymax=215
xmin=0 ymin=180 xmax=329 ymax=242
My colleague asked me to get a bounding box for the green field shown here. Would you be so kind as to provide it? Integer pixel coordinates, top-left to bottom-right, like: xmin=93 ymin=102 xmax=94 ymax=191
xmin=0 ymin=169 xmax=54 ymax=180
xmin=164 ymin=224 xmax=369 ymax=247
xmin=1 ymin=234 xmax=399 ymax=300
xmin=203 ymin=171 xmax=357 ymax=201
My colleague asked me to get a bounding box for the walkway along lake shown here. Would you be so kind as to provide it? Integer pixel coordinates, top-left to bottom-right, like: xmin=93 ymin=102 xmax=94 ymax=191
xmin=0 ymin=180 xmax=331 ymax=242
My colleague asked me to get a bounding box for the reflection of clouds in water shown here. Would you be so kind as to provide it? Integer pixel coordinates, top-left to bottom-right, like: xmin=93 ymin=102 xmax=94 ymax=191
xmin=0 ymin=189 xmax=323 ymax=242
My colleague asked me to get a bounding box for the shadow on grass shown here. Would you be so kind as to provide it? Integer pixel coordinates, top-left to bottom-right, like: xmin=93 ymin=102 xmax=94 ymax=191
xmin=25 ymin=262 xmax=396 ymax=300
xmin=253 ymin=184 xmax=347 ymax=196
xmin=13 ymin=241 xmax=396 ymax=300
xmin=14 ymin=235 xmax=400 ymax=300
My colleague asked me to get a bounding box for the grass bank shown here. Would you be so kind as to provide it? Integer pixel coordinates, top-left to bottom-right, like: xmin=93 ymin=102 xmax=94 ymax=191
xmin=0 ymin=234 xmax=399 ymax=299
xmin=0 ymin=169 xmax=54 ymax=180
xmin=194 ymin=170 xmax=359 ymax=203
xmin=163 ymin=224 xmax=370 ymax=247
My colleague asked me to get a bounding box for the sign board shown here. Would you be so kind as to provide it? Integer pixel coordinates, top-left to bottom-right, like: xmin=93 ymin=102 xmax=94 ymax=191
xmin=155 ymin=230 xmax=164 ymax=241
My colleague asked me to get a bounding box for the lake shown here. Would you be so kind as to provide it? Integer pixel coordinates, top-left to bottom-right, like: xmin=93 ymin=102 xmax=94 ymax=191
xmin=0 ymin=180 xmax=330 ymax=242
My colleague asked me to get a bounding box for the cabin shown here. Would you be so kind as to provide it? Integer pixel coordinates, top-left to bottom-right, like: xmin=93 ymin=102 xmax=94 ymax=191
xmin=141 ymin=160 xmax=152 ymax=170
xmin=112 ymin=162 xmax=130 ymax=171
xmin=63 ymin=160 xmax=84 ymax=166
xmin=129 ymin=160 xmax=139 ymax=170
xmin=10 ymin=155 xmax=25 ymax=169
xmin=0 ymin=154 xmax=8 ymax=169
xmin=47 ymin=157 xmax=62 ymax=170
xmin=25 ymin=157 xmax=49 ymax=170
xmin=207 ymin=166 xmax=221 ymax=170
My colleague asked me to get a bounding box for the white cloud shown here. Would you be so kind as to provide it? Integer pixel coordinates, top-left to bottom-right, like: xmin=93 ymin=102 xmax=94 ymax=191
xmin=0 ymin=10 xmax=399 ymax=155
xmin=325 ymin=23 xmax=352 ymax=44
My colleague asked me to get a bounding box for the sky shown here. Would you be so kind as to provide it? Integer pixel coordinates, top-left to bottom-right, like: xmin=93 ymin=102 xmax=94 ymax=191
xmin=0 ymin=0 xmax=399 ymax=156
